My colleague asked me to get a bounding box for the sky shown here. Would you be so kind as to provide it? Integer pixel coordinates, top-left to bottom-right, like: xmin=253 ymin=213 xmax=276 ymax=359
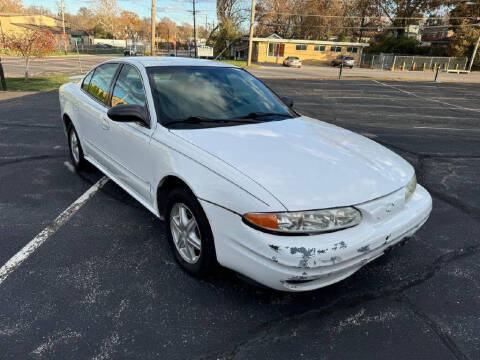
xmin=23 ymin=0 xmax=220 ymax=25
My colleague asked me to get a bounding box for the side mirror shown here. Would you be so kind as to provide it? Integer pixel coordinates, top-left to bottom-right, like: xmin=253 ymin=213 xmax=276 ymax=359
xmin=281 ymin=96 xmax=294 ymax=108
xmin=107 ymin=104 xmax=150 ymax=127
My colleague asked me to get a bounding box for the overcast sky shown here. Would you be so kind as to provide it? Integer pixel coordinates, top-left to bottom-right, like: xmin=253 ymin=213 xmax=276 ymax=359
xmin=23 ymin=0 xmax=219 ymax=25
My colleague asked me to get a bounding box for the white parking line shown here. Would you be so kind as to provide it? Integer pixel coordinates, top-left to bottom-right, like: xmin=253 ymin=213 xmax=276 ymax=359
xmin=0 ymin=176 xmax=108 ymax=285
xmin=372 ymin=80 xmax=480 ymax=112
xmin=413 ymin=126 xmax=480 ymax=132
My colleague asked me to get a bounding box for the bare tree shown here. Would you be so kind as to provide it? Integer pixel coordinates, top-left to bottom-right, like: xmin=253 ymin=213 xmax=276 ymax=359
xmin=94 ymin=0 xmax=120 ymax=38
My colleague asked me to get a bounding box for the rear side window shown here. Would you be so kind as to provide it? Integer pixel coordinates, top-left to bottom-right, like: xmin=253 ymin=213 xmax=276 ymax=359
xmin=81 ymin=71 xmax=93 ymax=91
xmin=111 ymin=65 xmax=146 ymax=107
xmin=87 ymin=63 xmax=119 ymax=104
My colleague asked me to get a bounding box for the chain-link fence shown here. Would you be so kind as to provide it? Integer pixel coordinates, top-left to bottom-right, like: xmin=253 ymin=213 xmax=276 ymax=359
xmin=360 ymin=53 xmax=468 ymax=72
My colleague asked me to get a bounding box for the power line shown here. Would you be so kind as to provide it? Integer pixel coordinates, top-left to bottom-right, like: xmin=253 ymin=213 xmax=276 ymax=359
xmin=262 ymin=22 xmax=480 ymax=30
xmin=252 ymin=10 xmax=478 ymax=21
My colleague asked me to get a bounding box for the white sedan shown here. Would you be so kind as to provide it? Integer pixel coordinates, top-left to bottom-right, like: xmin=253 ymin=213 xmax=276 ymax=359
xmin=59 ymin=57 xmax=432 ymax=292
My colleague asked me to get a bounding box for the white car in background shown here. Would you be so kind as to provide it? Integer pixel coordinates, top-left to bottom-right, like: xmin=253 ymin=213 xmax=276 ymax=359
xmin=59 ymin=57 xmax=432 ymax=291
xmin=283 ymin=56 xmax=302 ymax=67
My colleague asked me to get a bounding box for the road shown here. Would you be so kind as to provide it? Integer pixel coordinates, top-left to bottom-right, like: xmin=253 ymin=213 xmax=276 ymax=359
xmin=2 ymin=54 xmax=480 ymax=83
xmin=0 ymin=79 xmax=479 ymax=359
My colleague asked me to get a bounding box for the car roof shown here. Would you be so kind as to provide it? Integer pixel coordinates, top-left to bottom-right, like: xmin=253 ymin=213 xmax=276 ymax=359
xmin=104 ymin=56 xmax=238 ymax=69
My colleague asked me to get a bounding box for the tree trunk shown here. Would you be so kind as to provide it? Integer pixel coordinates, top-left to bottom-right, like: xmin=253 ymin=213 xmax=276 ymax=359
xmin=24 ymin=57 xmax=30 ymax=82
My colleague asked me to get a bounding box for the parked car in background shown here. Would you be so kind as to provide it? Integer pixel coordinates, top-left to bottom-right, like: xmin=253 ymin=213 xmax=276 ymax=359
xmin=95 ymin=43 xmax=113 ymax=49
xmin=283 ymin=56 xmax=302 ymax=67
xmin=124 ymin=48 xmax=138 ymax=56
xmin=59 ymin=57 xmax=432 ymax=292
xmin=331 ymin=56 xmax=355 ymax=68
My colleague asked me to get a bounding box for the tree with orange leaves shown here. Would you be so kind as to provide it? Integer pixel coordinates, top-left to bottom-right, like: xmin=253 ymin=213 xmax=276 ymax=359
xmin=0 ymin=0 xmax=23 ymax=13
xmin=3 ymin=29 xmax=56 ymax=81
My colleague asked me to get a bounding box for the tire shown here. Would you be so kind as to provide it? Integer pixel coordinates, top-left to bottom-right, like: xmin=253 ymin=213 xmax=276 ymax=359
xmin=166 ymin=187 xmax=217 ymax=276
xmin=68 ymin=125 xmax=87 ymax=171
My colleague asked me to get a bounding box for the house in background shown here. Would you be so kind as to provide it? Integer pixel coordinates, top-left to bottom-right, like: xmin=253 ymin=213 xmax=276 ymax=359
xmin=232 ymin=34 xmax=369 ymax=65
xmin=0 ymin=13 xmax=70 ymax=51
xmin=69 ymin=29 xmax=93 ymax=47
xmin=421 ymin=19 xmax=453 ymax=54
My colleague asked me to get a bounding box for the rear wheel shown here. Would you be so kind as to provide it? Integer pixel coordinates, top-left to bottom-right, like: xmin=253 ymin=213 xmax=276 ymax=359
xmin=68 ymin=125 xmax=86 ymax=170
xmin=166 ymin=188 xmax=217 ymax=276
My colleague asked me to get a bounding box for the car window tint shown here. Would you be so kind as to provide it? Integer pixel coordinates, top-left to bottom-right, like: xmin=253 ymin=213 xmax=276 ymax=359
xmin=81 ymin=70 xmax=94 ymax=91
xmin=87 ymin=63 xmax=118 ymax=104
xmin=111 ymin=65 xmax=146 ymax=107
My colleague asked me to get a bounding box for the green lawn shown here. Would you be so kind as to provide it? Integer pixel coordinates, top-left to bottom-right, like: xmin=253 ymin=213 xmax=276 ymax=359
xmin=218 ymin=60 xmax=258 ymax=68
xmin=5 ymin=75 xmax=73 ymax=91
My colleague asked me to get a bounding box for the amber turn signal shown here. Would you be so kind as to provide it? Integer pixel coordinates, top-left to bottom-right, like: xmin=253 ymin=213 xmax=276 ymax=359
xmin=244 ymin=213 xmax=278 ymax=230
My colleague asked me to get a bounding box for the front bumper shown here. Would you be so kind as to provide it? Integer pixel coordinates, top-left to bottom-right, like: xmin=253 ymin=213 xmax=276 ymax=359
xmin=200 ymin=185 xmax=432 ymax=292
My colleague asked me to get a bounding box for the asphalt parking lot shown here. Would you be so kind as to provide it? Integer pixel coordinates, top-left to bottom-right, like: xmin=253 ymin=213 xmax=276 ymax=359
xmin=3 ymin=54 xmax=480 ymax=83
xmin=0 ymin=79 xmax=479 ymax=359
xmin=1 ymin=55 xmax=120 ymax=77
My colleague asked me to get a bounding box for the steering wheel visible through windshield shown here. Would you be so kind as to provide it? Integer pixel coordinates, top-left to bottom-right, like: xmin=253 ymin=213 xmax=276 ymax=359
xmin=146 ymin=66 xmax=295 ymax=128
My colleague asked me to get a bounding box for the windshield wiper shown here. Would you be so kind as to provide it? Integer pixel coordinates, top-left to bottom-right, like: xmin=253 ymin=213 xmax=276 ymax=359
xmin=164 ymin=116 xmax=259 ymax=126
xmin=235 ymin=112 xmax=292 ymax=120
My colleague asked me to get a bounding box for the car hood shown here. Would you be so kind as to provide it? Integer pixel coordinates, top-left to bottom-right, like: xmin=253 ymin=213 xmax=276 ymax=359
xmin=171 ymin=116 xmax=413 ymax=211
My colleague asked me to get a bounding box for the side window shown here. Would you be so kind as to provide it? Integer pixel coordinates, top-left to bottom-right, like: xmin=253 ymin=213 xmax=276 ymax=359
xmin=87 ymin=63 xmax=119 ymax=104
xmin=81 ymin=70 xmax=94 ymax=91
xmin=111 ymin=65 xmax=146 ymax=107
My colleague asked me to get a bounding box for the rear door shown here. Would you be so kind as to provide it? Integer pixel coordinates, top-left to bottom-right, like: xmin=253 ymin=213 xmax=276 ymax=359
xmin=103 ymin=63 xmax=155 ymax=201
xmin=78 ymin=62 xmax=119 ymax=170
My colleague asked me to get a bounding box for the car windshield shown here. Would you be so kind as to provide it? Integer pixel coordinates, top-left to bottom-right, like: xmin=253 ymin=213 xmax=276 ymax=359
xmin=147 ymin=66 xmax=295 ymax=128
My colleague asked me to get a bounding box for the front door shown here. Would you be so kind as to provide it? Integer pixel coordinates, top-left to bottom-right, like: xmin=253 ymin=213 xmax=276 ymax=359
xmin=78 ymin=62 xmax=119 ymax=172
xmin=104 ymin=64 xmax=154 ymax=202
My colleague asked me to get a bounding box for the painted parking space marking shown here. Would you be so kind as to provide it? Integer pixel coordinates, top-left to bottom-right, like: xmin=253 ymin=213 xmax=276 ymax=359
xmin=372 ymin=80 xmax=480 ymax=112
xmin=0 ymin=176 xmax=109 ymax=285
xmin=413 ymin=126 xmax=480 ymax=132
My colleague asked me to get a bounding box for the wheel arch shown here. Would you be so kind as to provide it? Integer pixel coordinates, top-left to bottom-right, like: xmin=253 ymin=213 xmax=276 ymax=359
xmin=156 ymin=175 xmax=197 ymax=218
xmin=62 ymin=113 xmax=73 ymax=133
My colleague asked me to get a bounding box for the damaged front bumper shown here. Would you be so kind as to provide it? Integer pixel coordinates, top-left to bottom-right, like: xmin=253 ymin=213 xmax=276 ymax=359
xmin=200 ymin=185 xmax=432 ymax=292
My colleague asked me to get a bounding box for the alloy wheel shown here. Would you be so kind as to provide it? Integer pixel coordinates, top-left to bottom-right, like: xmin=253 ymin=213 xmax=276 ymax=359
xmin=170 ymin=203 xmax=202 ymax=264
xmin=70 ymin=130 xmax=80 ymax=164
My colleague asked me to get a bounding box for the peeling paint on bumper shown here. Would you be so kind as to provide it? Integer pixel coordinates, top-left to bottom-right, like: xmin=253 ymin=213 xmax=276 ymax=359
xmin=200 ymin=185 xmax=432 ymax=292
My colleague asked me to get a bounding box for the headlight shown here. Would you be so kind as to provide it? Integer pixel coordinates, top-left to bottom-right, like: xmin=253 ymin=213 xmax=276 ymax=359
xmin=243 ymin=207 xmax=362 ymax=235
xmin=405 ymin=174 xmax=417 ymax=202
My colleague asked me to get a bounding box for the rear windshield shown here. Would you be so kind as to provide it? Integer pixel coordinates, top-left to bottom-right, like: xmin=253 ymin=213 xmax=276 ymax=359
xmin=344 ymin=57 xmax=354 ymax=60
xmin=290 ymin=57 xmax=299 ymax=60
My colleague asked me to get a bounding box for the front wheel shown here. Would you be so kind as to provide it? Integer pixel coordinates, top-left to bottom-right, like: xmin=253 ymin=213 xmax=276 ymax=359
xmin=68 ymin=125 xmax=87 ymax=170
xmin=166 ymin=188 xmax=217 ymax=276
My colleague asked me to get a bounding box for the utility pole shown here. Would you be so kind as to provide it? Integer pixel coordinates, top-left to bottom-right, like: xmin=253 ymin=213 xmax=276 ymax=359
xmin=193 ymin=0 xmax=197 ymax=58
xmin=151 ymin=0 xmax=156 ymax=56
xmin=61 ymin=0 xmax=67 ymax=55
xmin=247 ymin=0 xmax=256 ymax=67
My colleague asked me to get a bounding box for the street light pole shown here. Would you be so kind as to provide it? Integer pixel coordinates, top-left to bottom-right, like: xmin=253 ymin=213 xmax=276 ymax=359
xmin=247 ymin=0 xmax=256 ymax=67
xmin=193 ymin=0 xmax=197 ymax=58
xmin=151 ymin=0 xmax=156 ymax=56
xmin=61 ymin=0 xmax=67 ymax=55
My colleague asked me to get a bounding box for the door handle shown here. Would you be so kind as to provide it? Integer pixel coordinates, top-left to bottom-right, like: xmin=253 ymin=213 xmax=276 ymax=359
xmin=101 ymin=117 xmax=110 ymax=130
